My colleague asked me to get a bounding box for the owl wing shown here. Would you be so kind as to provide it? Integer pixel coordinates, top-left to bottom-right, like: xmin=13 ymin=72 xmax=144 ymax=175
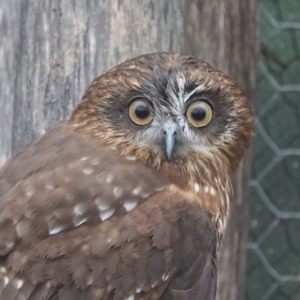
xmin=0 ymin=124 xmax=217 ymax=300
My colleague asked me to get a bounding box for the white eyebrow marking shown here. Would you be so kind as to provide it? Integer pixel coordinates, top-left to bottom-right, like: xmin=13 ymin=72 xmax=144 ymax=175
xmin=184 ymin=84 xmax=206 ymax=102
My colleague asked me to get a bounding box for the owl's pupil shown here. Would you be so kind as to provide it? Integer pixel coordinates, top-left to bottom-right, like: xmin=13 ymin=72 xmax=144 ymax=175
xmin=135 ymin=104 xmax=150 ymax=119
xmin=191 ymin=107 xmax=206 ymax=121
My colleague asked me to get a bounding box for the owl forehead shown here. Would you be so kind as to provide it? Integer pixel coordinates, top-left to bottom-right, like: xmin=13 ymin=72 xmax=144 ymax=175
xmin=162 ymin=73 xmax=205 ymax=114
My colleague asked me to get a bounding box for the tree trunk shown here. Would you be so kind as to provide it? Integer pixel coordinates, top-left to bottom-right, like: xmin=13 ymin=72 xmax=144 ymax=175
xmin=0 ymin=1 xmax=259 ymax=299
xmin=184 ymin=1 xmax=260 ymax=300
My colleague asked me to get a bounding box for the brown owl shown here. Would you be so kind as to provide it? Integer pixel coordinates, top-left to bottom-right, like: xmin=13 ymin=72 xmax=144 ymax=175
xmin=0 ymin=52 xmax=253 ymax=300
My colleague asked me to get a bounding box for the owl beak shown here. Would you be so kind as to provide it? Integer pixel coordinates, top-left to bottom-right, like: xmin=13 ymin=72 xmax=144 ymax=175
xmin=162 ymin=120 xmax=179 ymax=160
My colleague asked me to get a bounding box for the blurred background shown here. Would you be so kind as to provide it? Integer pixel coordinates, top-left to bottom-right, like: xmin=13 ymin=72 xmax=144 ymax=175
xmin=0 ymin=1 xmax=299 ymax=299
xmin=247 ymin=1 xmax=300 ymax=299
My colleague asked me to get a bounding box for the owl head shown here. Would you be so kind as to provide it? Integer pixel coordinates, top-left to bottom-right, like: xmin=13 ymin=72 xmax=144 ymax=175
xmin=70 ymin=53 xmax=253 ymax=186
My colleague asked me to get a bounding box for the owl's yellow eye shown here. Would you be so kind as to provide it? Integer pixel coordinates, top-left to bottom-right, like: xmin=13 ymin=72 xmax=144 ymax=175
xmin=128 ymin=99 xmax=154 ymax=125
xmin=186 ymin=100 xmax=213 ymax=128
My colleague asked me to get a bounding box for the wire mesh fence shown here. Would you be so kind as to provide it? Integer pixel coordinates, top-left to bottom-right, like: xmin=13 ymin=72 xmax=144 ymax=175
xmin=246 ymin=1 xmax=300 ymax=299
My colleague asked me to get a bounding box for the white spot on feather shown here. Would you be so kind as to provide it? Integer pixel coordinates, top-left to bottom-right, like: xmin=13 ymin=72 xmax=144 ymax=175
xmin=125 ymin=156 xmax=136 ymax=161
xmin=113 ymin=186 xmax=123 ymax=199
xmin=15 ymin=279 xmax=24 ymax=289
xmin=95 ymin=198 xmax=110 ymax=211
xmin=162 ymin=273 xmax=169 ymax=281
xmin=86 ymin=275 xmax=94 ymax=286
xmin=49 ymin=225 xmax=64 ymax=235
xmin=225 ymin=193 xmax=230 ymax=206
xmin=123 ymin=199 xmax=138 ymax=212
xmin=72 ymin=216 xmax=87 ymax=227
xmin=106 ymin=174 xmax=114 ymax=183
xmin=193 ymin=183 xmax=200 ymax=193
xmin=155 ymin=186 xmax=165 ymax=192
xmin=3 ymin=276 xmax=9 ymax=287
xmin=5 ymin=242 xmax=14 ymax=251
xmin=132 ymin=186 xmax=142 ymax=195
xmin=83 ymin=167 xmax=94 ymax=175
xmin=16 ymin=220 xmax=30 ymax=237
xmin=25 ymin=188 xmax=35 ymax=197
xmin=74 ymin=203 xmax=86 ymax=215
xmin=100 ymin=208 xmax=115 ymax=221
xmin=142 ymin=193 xmax=150 ymax=198
xmin=210 ymin=187 xmax=217 ymax=196
xmin=136 ymin=287 xmax=142 ymax=293
xmin=45 ymin=184 xmax=54 ymax=190
xmin=126 ymin=296 xmax=134 ymax=300
xmin=24 ymin=209 xmax=34 ymax=219
xmin=0 ymin=267 xmax=6 ymax=274
xmin=81 ymin=157 xmax=89 ymax=161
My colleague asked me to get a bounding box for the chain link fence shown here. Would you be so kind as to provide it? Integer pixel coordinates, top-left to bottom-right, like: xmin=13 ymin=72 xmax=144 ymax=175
xmin=246 ymin=1 xmax=300 ymax=299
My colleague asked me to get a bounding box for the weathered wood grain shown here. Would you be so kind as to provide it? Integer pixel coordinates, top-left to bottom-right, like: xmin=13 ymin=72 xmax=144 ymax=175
xmin=0 ymin=0 xmax=184 ymax=159
xmin=0 ymin=0 xmax=21 ymax=165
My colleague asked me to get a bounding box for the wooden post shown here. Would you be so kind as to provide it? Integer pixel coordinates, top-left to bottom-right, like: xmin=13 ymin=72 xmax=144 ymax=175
xmin=0 ymin=0 xmax=184 ymax=159
xmin=184 ymin=1 xmax=260 ymax=299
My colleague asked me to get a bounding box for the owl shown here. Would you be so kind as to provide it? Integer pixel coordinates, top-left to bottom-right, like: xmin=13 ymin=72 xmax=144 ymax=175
xmin=0 ymin=53 xmax=253 ymax=300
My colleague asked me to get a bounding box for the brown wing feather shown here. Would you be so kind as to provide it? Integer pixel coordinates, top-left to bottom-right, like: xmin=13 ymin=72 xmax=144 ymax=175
xmin=0 ymin=124 xmax=218 ymax=300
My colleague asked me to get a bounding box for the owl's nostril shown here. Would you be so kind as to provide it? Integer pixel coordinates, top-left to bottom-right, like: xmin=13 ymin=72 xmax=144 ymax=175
xmin=161 ymin=120 xmax=179 ymax=160
xmin=162 ymin=128 xmax=177 ymax=136
xmin=162 ymin=120 xmax=179 ymax=136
